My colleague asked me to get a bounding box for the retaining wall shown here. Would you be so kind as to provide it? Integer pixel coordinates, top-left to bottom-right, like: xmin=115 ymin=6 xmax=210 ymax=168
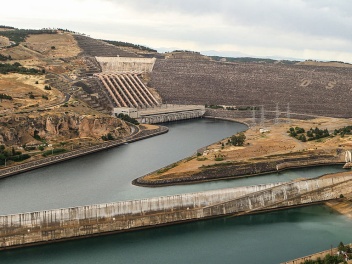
xmin=0 ymin=126 xmax=168 ymax=180
xmin=1 ymin=176 xmax=352 ymax=250
xmin=134 ymin=154 xmax=343 ymax=186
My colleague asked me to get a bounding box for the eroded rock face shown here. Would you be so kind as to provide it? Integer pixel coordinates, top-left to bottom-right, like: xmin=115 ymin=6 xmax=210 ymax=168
xmin=0 ymin=113 xmax=130 ymax=145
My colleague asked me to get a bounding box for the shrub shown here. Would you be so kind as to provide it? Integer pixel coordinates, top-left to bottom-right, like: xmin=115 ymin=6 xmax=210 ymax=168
xmin=0 ymin=93 xmax=12 ymax=101
xmin=42 ymin=148 xmax=66 ymax=157
xmin=117 ymin=113 xmax=139 ymax=125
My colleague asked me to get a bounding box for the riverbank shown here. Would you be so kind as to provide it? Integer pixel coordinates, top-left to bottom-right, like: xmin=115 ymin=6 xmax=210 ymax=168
xmin=134 ymin=117 xmax=352 ymax=186
xmin=326 ymin=195 xmax=352 ymax=219
xmin=281 ymin=246 xmax=340 ymax=264
xmin=0 ymin=124 xmax=168 ymax=179
xmin=278 ymin=173 xmax=352 ymax=264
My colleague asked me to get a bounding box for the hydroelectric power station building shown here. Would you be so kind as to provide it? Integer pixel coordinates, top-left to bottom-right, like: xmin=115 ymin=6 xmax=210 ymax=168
xmin=93 ymin=56 xmax=205 ymax=123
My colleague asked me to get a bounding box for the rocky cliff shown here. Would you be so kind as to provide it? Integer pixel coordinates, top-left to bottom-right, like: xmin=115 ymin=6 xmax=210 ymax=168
xmin=0 ymin=113 xmax=130 ymax=146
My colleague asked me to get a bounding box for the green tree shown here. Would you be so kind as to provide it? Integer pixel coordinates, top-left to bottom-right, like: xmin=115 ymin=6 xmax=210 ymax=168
xmin=237 ymin=133 xmax=246 ymax=146
xmin=338 ymin=241 xmax=345 ymax=252
xmin=107 ymin=133 xmax=114 ymax=140
xmin=33 ymin=130 xmax=41 ymax=140
xmin=230 ymin=135 xmax=238 ymax=146
xmin=230 ymin=133 xmax=246 ymax=146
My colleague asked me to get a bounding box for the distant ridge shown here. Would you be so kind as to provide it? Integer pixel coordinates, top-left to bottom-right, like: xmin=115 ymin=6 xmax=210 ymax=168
xmin=210 ymin=56 xmax=299 ymax=65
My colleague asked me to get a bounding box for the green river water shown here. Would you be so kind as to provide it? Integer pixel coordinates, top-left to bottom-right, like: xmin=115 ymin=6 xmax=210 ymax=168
xmin=0 ymin=119 xmax=350 ymax=263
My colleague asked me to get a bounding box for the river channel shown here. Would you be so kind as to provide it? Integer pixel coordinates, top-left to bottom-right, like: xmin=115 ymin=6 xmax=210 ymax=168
xmin=0 ymin=118 xmax=351 ymax=263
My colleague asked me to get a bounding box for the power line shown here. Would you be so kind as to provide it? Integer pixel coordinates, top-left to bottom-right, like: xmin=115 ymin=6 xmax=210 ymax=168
xmin=260 ymin=105 xmax=265 ymax=127
xmin=275 ymin=103 xmax=280 ymax=125
xmin=252 ymin=106 xmax=256 ymax=126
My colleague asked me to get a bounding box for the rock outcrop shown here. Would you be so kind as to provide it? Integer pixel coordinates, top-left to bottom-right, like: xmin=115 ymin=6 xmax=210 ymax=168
xmin=0 ymin=113 xmax=130 ymax=145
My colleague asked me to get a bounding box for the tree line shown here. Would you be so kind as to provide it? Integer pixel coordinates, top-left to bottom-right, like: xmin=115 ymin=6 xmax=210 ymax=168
xmin=0 ymin=54 xmax=12 ymax=61
xmin=288 ymin=126 xmax=330 ymax=142
xmin=334 ymin=125 xmax=352 ymax=137
xmin=103 ymin=39 xmax=157 ymax=52
xmin=0 ymin=145 xmax=30 ymax=165
xmin=0 ymin=29 xmax=57 ymax=45
xmin=0 ymin=62 xmax=43 ymax=74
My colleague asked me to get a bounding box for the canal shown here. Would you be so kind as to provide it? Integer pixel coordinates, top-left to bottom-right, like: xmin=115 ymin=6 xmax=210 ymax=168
xmin=0 ymin=118 xmax=350 ymax=263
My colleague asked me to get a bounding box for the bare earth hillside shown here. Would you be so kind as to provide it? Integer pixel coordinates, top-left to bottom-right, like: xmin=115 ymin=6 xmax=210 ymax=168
xmin=0 ymin=30 xmax=132 ymax=152
xmin=25 ymin=33 xmax=80 ymax=58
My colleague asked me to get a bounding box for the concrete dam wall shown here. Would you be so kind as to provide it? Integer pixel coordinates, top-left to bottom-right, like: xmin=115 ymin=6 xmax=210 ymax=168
xmin=95 ymin=57 xmax=156 ymax=73
xmin=138 ymin=104 xmax=206 ymax=124
xmin=1 ymin=176 xmax=352 ymax=250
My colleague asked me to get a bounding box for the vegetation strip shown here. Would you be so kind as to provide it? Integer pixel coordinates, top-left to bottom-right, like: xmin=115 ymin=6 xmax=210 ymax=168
xmin=0 ymin=126 xmax=168 ymax=179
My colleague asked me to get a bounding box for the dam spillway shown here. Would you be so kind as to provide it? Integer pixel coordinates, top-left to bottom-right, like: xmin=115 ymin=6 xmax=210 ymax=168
xmin=1 ymin=176 xmax=352 ymax=250
xmin=94 ymin=73 xmax=159 ymax=108
xmin=87 ymin=56 xmax=206 ymax=123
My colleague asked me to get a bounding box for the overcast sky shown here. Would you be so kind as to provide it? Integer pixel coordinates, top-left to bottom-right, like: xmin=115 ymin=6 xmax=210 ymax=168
xmin=3 ymin=0 xmax=352 ymax=62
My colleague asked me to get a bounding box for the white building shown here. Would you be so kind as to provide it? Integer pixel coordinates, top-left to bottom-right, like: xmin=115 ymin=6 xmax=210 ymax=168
xmin=113 ymin=107 xmax=138 ymax=118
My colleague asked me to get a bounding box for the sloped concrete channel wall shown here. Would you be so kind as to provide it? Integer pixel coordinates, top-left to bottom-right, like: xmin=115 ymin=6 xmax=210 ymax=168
xmin=0 ymin=126 xmax=168 ymax=180
xmin=1 ymin=176 xmax=352 ymax=250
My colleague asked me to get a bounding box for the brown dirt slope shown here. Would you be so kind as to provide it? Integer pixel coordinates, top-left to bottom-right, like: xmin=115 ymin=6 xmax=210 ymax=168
xmin=25 ymin=33 xmax=80 ymax=58
xmin=139 ymin=117 xmax=352 ymax=184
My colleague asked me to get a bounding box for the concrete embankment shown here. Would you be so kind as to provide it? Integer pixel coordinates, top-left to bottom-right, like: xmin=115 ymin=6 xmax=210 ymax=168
xmin=1 ymin=176 xmax=352 ymax=250
xmin=281 ymin=247 xmax=340 ymax=264
xmin=0 ymin=125 xmax=168 ymax=180
xmin=133 ymin=155 xmax=343 ymax=187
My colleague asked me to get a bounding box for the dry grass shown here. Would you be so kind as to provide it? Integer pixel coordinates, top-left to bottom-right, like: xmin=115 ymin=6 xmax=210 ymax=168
xmin=0 ymin=36 xmax=10 ymax=47
xmin=145 ymin=117 xmax=352 ymax=179
xmin=0 ymin=45 xmax=42 ymax=61
xmin=0 ymin=74 xmax=60 ymax=111
xmin=25 ymin=33 xmax=80 ymax=58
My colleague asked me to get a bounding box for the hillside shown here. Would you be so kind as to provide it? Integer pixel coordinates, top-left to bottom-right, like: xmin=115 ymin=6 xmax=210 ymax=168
xmin=2 ymin=25 xmax=352 ymax=172
xmin=0 ymin=26 xmax=137 ymax=167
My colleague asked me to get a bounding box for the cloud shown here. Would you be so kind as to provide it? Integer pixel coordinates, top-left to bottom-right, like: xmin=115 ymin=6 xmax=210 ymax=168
xmin=103 ymin=0 xmax=352 ymax=56
xmin=111 ymin=0 xmax=352 ymax=40
xmin=3 ymin=0 xmax=352 ymax=62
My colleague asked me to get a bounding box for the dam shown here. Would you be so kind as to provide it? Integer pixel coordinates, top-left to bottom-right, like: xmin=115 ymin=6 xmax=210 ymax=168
xmin=1 ymin=175 xmax=352 ymax=249
xmin=82 ymin=56 xmax=206 ymax=123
